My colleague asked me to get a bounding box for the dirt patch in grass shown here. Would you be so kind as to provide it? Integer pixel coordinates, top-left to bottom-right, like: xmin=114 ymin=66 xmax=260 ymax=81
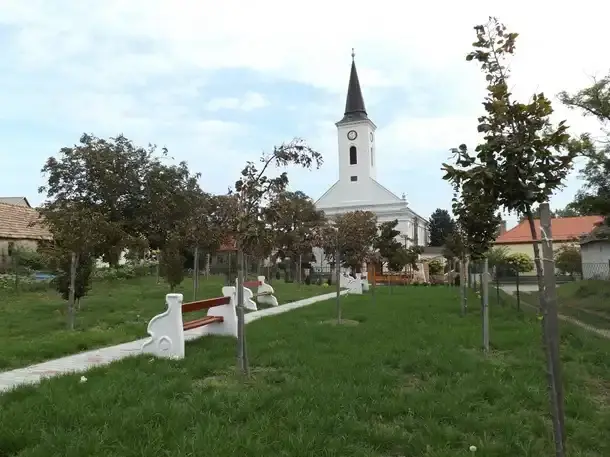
xmin=192 ymin=366 xmax=290 ymax=390
xmin=319 ymin=319 xmax=360 ymax=326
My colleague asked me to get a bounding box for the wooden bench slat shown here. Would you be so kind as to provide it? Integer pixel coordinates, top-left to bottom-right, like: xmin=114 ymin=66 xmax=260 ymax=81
xmin=182 ymin=295 xmax=231 ymax=313
xmin=183 ymin=315 xmax=224 ymax=331
xmin=243 ymin=280 xmax=261 ymax=288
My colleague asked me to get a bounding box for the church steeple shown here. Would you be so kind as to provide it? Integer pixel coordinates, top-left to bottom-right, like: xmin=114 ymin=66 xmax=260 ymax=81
xmin=338 ymin=49 xmax=368 ymax=124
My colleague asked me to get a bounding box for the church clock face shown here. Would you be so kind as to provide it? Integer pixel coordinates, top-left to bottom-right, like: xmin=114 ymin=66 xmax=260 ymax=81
xmin=347 ymin=130 xmax=357 ymax=141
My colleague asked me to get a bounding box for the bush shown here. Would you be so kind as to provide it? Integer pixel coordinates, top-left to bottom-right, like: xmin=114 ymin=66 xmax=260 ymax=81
xmin=0 ymin=273 xmax=53 ymax=293
xmin=304 ymin=275 xmax=312 ymax=285
xmin=428 ymin=259 xmax=444 ymax=276
xmin=505 ymin=252 xmax=535 ymax=273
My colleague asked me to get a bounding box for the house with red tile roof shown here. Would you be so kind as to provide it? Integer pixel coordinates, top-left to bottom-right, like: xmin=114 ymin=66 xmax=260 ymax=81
xmin=494 ymin=216 xmax=604 ymax=272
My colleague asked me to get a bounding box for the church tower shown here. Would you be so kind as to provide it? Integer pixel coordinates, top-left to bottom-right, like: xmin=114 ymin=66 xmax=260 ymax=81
xmin=335 ymin=50 xmax=377 ymax=186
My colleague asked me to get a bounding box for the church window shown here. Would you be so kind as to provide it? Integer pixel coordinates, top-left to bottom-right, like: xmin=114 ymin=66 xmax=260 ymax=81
xmin=349 ymin=146 xmax=357 ymax=165
xmin=371 ymin=147 xmax=374 ymax=166
xmin=350 ymin=176 xmax=358 ymax=182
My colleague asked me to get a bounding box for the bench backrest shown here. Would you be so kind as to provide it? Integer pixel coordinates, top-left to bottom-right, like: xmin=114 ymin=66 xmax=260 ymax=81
xmin=243 ymin=280 xmax=262 ymax=288
xmin=182 ymin=295 xmax=231 ymax=313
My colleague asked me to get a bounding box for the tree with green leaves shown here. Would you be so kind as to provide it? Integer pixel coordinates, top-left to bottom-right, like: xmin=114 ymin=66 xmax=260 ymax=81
xmin=442 ymin=18 xmax=579 ymax=455
xmin=373 ymin=220 xmax=403 ymax=272
xmin=38 ymin=202 xmax=109 ymax=329
xmin=554 ymin=244 xmax=582 ymax=277
xmin=39 ymin=134 xmax=161 ymax=266
xmin=560 ymin=77 xmax=610 ymax=224
xmin=428 ymin=209 xmax=456 ymax=247
xmin=266 ymin=190 xmax=327 ymax=279
xmin=505 ymin=252 xmax=535 ymax=273
xmin=232 ymin=138 xmax=323 ymax=376
xmin=322 ymin=211 xmax=378 ymax=273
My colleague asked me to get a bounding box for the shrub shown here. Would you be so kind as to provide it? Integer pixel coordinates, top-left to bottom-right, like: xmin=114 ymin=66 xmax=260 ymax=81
xmin=0 ymin=273 xmax=53 ymax=293
xmin=505 ymin=252 xmax=535 ymax=273
xmin=304 ymin=275 xmax=312 ymax=285
xmin=428 ymin=259 xmax=444 ymax=276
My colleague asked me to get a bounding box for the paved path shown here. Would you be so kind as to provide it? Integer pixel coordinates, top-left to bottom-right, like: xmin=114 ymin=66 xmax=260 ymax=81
xmin=0 ymin=291 xmax=348 ymax=393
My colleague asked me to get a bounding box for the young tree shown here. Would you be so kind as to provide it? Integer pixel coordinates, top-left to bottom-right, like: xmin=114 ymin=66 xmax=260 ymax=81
xmin=373 ymin=220 xmax=403 ymax=272
xmin=428 ymin=209 xmax=456 ymax=247
xmin=554 ymin=244 xmax=582 ymax=277
xmin=322 ymin=211 xmax=378 ymax=273
xmin=267 ymin=190 xmax=327 ymax=278
xmin=38 ymin=202 xmax=108 ymax=329
xmin=442 ymin=18 xmax=579 ymax=455
xmin=233 ymin=138 xmax=323 ymax=376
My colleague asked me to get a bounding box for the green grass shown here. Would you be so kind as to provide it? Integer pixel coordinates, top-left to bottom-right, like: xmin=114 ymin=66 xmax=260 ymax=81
xmin=1 ymin=287 xmax=609 ymax=456
xmin=522 ymin=280 xmax=610 ymax=330
xmin=0 ymin=275 xmax=332 ymax=370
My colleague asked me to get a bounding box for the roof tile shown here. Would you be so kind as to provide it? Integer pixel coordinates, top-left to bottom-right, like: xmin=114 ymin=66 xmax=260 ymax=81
xmin=495 ymin=216 xmax=604 ymax=244
xmin=0 ymin=202 xmax=52 ymax=240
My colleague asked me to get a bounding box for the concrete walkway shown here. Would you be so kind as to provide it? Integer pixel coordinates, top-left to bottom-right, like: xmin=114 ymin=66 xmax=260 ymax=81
xmin=0 ymin=291 xmax=348 ymax=393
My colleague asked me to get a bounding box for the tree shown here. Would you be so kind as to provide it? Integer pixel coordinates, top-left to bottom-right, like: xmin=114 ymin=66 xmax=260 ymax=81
xmin=428 ymin=209 xmax=456 ymax=246
xmin=442 ymin=19 xmax=578 ymax=454
xmin=560 ymin=76 xmax=610 ymax=225
xmin=505 ymin=252 xmax=535 ymax=273
xmin=486 ymin=246 xmax=509 ymax=268
xmin=38 ymin=202 xmax=109 ymax=329
xmin=373 ymin=220 xmax=404 ymax=271
xmin=323 ymin=211 xmax=378 ymax=273
xmin=554 ymin=244 xmax=582 ymax=277
xmin=267 ymin=190 xmax=327 ymax=274
xmin=232 ymin=138 xmax=323 ymax=376
xmin=39 ymin=134 xmax=163 ymax=266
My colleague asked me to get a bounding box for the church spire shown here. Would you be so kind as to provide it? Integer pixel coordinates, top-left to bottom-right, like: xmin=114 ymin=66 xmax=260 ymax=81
xmin=338 ymin=48 xmax=368 ymax=124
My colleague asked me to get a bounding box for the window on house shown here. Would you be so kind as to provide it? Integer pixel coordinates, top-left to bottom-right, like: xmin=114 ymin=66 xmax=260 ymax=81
xmin=349 ymin=146 xmax=357 ymax=165
xmin=350 ymin=176 xmax=358 ymax=182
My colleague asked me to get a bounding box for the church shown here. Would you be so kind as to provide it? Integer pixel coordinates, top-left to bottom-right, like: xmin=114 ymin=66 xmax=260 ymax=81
xmin=315 ymin=51 xmax=429 ymax=254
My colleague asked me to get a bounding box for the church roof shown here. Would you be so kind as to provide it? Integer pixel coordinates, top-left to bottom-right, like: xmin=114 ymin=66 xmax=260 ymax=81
xmin=337 ymin=50 xmax=368 ymax=124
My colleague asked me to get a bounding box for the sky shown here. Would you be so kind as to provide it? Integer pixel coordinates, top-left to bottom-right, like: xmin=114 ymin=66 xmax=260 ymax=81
xmin=0 ymin=0 xmax=607 ymax=230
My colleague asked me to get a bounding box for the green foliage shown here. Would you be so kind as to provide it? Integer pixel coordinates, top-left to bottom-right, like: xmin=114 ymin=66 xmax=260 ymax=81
xmin=427 ymin=209 xmax=456 ymax=247
xmin=373 ymin=220 xmax=406 ymax=271
xmin=554 ymin=244 xmax=582 ymax=276
xmin=0 ymin=274 xmax=53 ymax=293
xmin=10 ymin=247 xmax=48 ymax=271
xmin=267 ymin=190 xmax=326 ymax=262
xmin=486 ymin=246 xmax=510 ymax=268
xmin=505 ymin=252 xmax=534 ymax=273
xmin=52 ymin=252 xmax=95 ymax=301
xmin=234 ymin=139 xmax=323 ymax=257
xmin=160 ymin=237 xmax=186 ymax=291
xmin=428 ymin=259 xmax=444 ymax=276
xmin=322 ymin=211 xmax=378 ymax=272
xmin=442 ymin=17 xmax=578 ymax=222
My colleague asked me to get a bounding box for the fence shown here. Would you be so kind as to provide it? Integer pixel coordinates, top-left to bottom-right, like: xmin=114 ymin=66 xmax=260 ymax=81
xmin=582 ymin=262 xmax=610 ymax=280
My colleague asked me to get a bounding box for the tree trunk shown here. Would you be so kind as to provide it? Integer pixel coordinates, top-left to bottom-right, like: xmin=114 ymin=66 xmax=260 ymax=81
xmin=68 ymin=252 xmax=78 ymax=330
xmin=236 ymin=247 xmax=249 ymax=377
xmin=482 ymin=258 xmax=489 ymax=352
xmin=335 ymin=242 xmax=342 ymax=324
xmin=460 ymin=257 xmax=467 ymax=316
xmin=539 ymin=203 xmax=567 ymax=456
xmin=156 ymin=252 xmax=161 ymax=284
xmin=193 ymin=246 xmax=199 ymax=301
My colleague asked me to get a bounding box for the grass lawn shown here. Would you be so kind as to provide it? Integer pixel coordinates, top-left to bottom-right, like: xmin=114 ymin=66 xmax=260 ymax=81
xmin=1 ymin=287 xmax=608 ymax=456
xmin=522 ymin=280 xmax=610 ymax=330
xmin=0 ymin=275 xmax=332 ymax=370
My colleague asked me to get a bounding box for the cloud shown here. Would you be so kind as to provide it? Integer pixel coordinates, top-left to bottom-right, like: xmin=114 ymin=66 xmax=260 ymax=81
xmin=0 ymin=0 xmax=609 ymax=220
xmin=205 ymin=92 xmax=269 ymax=112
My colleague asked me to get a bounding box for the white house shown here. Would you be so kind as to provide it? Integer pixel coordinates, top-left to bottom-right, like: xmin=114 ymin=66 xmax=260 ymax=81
xmin=580 ymin=225 xmax=610 ymax=280
xmin=313 ymin=51 xmax=428 ymax=268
